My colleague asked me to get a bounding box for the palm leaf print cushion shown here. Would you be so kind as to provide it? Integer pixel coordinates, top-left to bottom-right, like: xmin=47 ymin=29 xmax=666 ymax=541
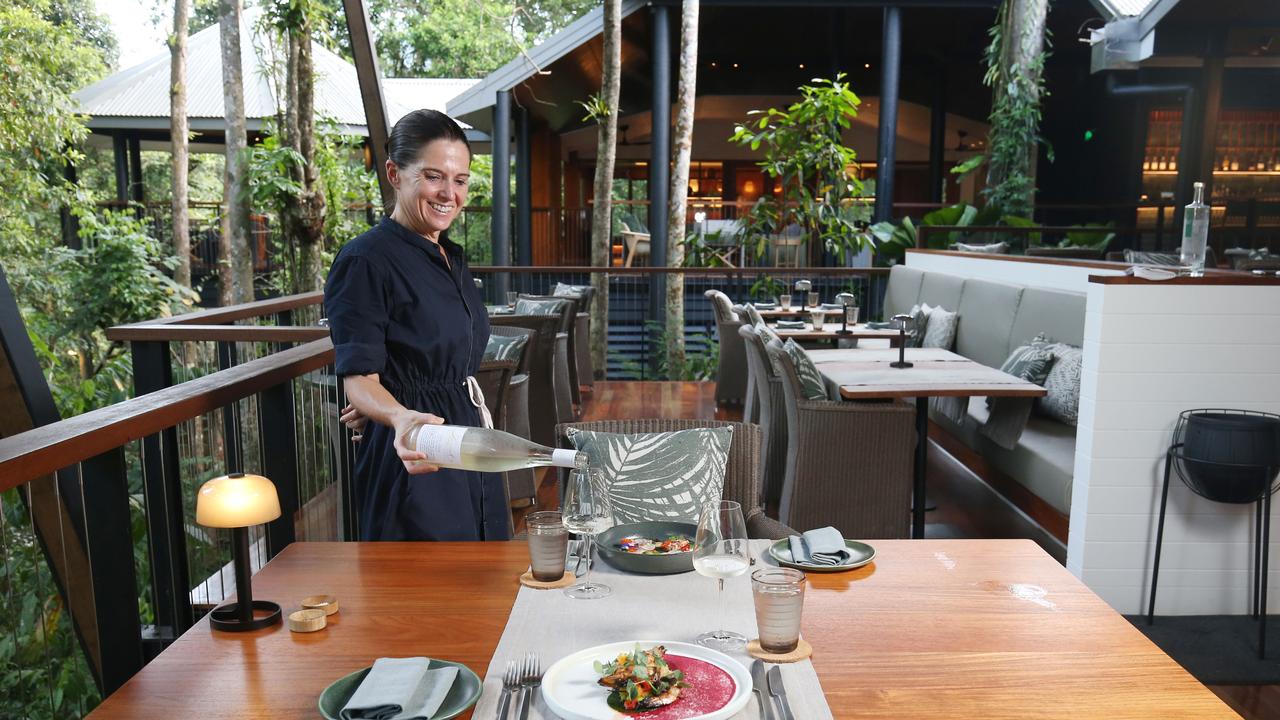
xmin=566 ymin=426 xmax=734 ymax=524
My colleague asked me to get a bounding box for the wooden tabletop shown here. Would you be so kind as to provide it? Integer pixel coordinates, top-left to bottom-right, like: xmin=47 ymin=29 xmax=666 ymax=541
xmin=812 ymin=348 xmax=1048 ymax=400
xmin=86 ymin=540 xmax=1235 ymax=719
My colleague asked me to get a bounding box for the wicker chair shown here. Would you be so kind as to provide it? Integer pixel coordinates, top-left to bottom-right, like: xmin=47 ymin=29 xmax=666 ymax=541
xmin=490 ymin=314 xmax=564 ymax=448
xmin=485 ymin=327 xmax=536 ymax=503
xmin=558 ymin=285 xmax=597 ymax=390
xmin=518 ymin=294 xmax=579 ymax=417
xmin=764 ymin=340 xmax=916 ymax=539
xmin=738 ymin=324 xmax=788 ymax=512
xmin=705 ymin=290 xmax=747 ymax=406
xmin=555 ymin=419 xmax=795 ymax=540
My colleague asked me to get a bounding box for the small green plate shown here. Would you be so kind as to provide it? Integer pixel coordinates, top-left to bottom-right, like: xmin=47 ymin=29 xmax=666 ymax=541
xmin=318 ymin=659 xmax=482 ymax=720
xmin=768 ymin=539 xmax=876 ymax=573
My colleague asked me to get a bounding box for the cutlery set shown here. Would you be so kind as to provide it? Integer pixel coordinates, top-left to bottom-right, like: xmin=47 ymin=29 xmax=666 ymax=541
xmin=751 ymin=660 xmax=795 ymax=720
xmin=496 ymin=653 xmax=542 ymax=720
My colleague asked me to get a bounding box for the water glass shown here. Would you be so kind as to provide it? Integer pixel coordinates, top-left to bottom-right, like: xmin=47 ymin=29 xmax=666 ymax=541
xmin=809 ymin=310 xmax=826 ymax=330
xmin=526 ymin=511 xmax=568 ymax=582
xmin=779 ymin=294 xmax=793 ymax=310
xmin=845 ymin=305 xmax=860 ymax=326
xmin=751 ymin=567 xmax=807 ymax=654
xmin=505 ymin=291 xmax=518 ymax=308
xmin=807 ymin=291 xmax=819 ymax=308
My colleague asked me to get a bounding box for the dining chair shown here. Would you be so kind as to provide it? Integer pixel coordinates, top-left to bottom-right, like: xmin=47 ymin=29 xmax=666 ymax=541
xmin=738 ymin=324 xmax=788 ymax=513
xmin=704 ymin=290 xmax=747 ymax=407
xmin=764 ymin=339 xmax=917 ymax=539
xmin=490 ymin=315 xmax=564 ymax=448
xmin=555 ymin=418 xmax=795 ymax=540
xmin=517 ymin=294 xmax=580 ymax=413
xmin=487 ymin=327 xmax=536 ymax=504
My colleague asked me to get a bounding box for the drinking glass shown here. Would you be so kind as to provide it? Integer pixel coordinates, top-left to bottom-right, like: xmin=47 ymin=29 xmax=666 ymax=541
xmin=810 ymin=310 xmax=826 ymax=330
xmin=779 ymin=294 xmax=793 ymax=310
xmin=505 ymin=290 xmax=518 ymax=308
xmin=807 ymin=291 xmax=820 ymax=308
xmin=845 ymin=305 xmax=860 ymax=326
xmin=693 ymin=500 xmax=750 ymax=649
xmin=526 ymin=511 xmax=568 ymax=582
xmin=751 ymin=568 xmax=807 ymax=654
xmin=562 ymin=466 xmax=614 ymax=599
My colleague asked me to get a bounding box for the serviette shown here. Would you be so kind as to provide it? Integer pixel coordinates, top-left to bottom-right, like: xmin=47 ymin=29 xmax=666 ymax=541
xmin=776 ymin=320 xmax=806 ymax=330
xmin=341 ymin=658 xmax=458 ymax=720
xmin=865 ymin=321 xmax=893 ymax=330
xmin=752 ymin=301 xmax=778 ymax=309
xmin=788 ymin=527 xmax=851 ymax=566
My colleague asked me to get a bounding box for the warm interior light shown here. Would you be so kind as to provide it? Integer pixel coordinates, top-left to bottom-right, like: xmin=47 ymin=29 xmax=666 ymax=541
xmin=743 ymin=180 xmax=757 ymax=194
xmin=733 ymin=63 xmax=740 ymax=69
xmin=864 ymin=63 xmax=871 ymax=69
xmin=689 ymin=178 xmax=700 ymax=193
xmin=798 ymin=63 xmax=805 ymax=69
xmin=196 ymin=473 xmax=282 ymax=528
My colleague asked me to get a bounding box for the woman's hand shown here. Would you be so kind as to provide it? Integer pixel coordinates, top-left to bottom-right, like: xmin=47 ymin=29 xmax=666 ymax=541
xmin=392 ymin=410 xmax=447 ymax=475
xmin=340 ymin=404 xmax=368 ymax=442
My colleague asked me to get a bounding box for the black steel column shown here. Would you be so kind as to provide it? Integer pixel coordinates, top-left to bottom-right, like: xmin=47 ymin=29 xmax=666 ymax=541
xmin=648 ymin=4 xmax=671 ymax=327
xmin=112 ymin=131 xmax=129 ymax=203
xmin=127 ymin=134 xmax=144 ymax=206
xmin=492 ymin=90 xmax=512 ymax=300
xmin=61 ymin=158 xmax=80 ymax=248
xmin=130 ymin=340 xmax=193 ymax=639
xmin=515 ymin=105 xmax=533 ymax=271
xmin=259 ymin=380 xmax=298 ymax=557
xmin=928 ymin=67 xmax=947 ymax=204
xmin=874 ymin=7 xmax=902 ymax=224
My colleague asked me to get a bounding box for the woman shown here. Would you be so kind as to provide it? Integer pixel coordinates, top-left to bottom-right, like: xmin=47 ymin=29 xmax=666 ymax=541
xmin=324 ymin=109 xmax=508 ymax=541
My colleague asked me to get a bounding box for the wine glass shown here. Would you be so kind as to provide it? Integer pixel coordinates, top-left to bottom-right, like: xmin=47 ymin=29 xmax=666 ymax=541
xmin=692 ymin=500 xmax=750 ymax=649
xmin=562 ymin=466 xmax=614 ymax=600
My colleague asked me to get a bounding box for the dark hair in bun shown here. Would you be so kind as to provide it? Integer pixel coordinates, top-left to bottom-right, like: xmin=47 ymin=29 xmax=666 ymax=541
xmin=385 ymin=109 xmax=471 ymax=168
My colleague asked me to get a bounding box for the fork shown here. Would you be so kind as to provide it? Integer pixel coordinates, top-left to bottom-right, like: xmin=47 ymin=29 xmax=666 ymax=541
xmin=516 ymin=652 xmax=542 ymax=720
xmin=496 ymin=660 xmax=519 ymax=720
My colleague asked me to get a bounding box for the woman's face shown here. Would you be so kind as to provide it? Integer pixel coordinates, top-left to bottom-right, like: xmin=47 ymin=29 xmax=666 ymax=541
xmin=388 ymin=138 xmax=470 ymax=240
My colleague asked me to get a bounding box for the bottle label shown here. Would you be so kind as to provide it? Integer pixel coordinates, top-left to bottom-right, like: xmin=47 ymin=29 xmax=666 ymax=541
xmin=551 ymin=449 xmax=581 ymax=468
xmin=414 ymin=425 xmax=467 ymax=465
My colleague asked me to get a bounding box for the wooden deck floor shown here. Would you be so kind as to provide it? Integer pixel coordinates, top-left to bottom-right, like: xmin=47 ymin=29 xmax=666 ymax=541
xmin=514 ymin=381 xmax=1275 ymax=718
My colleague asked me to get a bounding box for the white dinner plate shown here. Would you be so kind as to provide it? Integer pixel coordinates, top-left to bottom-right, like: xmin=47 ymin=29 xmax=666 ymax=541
xmin=540 ymin=640 xmax=752 ymax=720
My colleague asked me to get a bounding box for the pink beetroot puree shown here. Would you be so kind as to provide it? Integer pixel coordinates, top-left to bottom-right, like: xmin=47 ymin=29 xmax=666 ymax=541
xmin=619 ymin=655 xmax=736 ymax=719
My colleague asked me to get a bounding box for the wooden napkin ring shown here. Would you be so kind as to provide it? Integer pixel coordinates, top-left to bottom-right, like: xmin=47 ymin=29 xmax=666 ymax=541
xmin=287 ymin=608 xmax=327 ymax=633
xmin=519 ymin=570 xmax=576 ymax=589
xmin=301 ymin=594 xmax=340 ymax=616
xmin=747 ymin=638 xmax=813 ymax=663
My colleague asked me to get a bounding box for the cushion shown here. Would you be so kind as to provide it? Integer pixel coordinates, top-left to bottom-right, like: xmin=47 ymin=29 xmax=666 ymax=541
xmin=566 ymin=426 xmax=733 ymax=524
xmin=742 ymin=304 xmax=764 ymax=326
xmin=514 ymin=297 xmax=569 ymax=317
xmin=954 ymin=278 xmax=1024 ymax=369
xmin=884 ymin=265 xmax=925 ymax=318
xmin=1039 ymin=342 xmax=1083 ymax=426
xmin=919 ymin=272 xmax=966 ymax=313
xmin=904 ymin=304 xmax=929 ymax=348
xmin=922 ymin=305 xmax=959 ymax=350
xmin=483 ymin=333 xmax=528 ymax=363
xmin=553 ymin=282 xmax=589 ymax=298
xmin=953 ymin=241 xmax=1009 ymax=254
xmin=1009 ymin=288 xmax=1086 ymax=350
xmin=997 ymin=335 xmax=1056 ymax=387
xmin=783 ymin=339 xmax=828 ymax=400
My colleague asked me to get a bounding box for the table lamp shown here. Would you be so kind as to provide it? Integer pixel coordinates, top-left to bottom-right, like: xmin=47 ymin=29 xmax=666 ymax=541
xmin=196 ymin=472 xmax=283 ymax=632
xmin=795 ymin=279 xmax=813 ymax=310
xmin=890 ymin=314 xmax=914 ymax=369
xmin=834 ymin=292 xmax=857 ymax=335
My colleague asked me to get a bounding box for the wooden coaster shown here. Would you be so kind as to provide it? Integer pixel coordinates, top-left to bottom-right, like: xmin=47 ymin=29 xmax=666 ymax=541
xmin=287 ymin=608 xmax=327 ymax=633
xmin=747 ymin=638 xmax=813 ymax=663
xmin=301 ymin=594 xmax=340 ymax=616
xmin=519 ymin=570 xmax=576 ymax=589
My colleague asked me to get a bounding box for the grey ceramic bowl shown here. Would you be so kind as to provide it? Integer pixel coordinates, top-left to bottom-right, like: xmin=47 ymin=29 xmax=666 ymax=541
xmin=595 ymin=521 xmax=697 ymax=575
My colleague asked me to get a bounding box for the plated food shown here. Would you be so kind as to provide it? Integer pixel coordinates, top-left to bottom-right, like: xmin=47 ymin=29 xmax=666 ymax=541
xmin=616 ymin=535 xmax=693 ymax=555
xmin=595 ymin=522 xmax=698 ymax=575
xmin=595 ymin=645 xmax=688 ymax=712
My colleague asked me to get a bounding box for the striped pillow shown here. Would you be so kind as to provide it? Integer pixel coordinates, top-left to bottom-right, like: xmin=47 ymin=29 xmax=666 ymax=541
xmin=998 ymin=335 xmax=1055 ymax=386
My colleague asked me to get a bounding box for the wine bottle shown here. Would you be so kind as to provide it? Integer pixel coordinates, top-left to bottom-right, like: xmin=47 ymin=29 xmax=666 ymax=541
xmin=404 ymin=423 xmax=588 ymax=472
xmin=1180 ymin=181 xmax=1209 ymax=277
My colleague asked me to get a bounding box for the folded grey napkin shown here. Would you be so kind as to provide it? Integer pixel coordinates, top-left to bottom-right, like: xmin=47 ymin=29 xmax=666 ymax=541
xmin=788 ymin=527 xmax=851 ymax=566
xmin=341 ymin=658 xmax=458 ymax=720
xmin=752 ymin=301 xmax=778 ymax=309
xmin=864 ymin=321 xmax=893 ymax=330
xmin=819 ymin=303 xmax=844 ymax=311
xmin=776 ymin=320 xmax=806 ymax=329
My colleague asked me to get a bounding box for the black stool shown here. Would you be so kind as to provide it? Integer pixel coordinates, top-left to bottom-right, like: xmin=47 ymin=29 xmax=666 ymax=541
xmin=1148 ymin=409 xmax=1280 ymax=658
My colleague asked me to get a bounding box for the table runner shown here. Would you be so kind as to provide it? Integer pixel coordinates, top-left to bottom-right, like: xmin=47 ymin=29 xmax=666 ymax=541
xmin=473 ymin=539 xmax=833 ymax=719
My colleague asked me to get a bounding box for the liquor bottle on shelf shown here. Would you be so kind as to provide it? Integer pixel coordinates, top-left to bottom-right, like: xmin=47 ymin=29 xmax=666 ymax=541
xmin=1180 ymin=181 xmax=1209 ymax=277
xmin=404 ymin=422 xmax=588 ymax=472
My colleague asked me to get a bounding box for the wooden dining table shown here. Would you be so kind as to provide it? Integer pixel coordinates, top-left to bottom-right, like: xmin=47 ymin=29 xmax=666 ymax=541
xmin=809 ymin=347 xmax=1046 ymax=538
xmin=85 ymin=540 xmax=1237 ymax=719
xmin=773 ymin=321 xmax=904 ymax=347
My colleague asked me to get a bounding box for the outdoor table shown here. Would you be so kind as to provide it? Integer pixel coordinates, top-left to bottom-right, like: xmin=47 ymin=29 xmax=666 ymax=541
xmin=84 ymin=540 xmax=1236 ymax=719
xmin=774 ymin=322 xmax=903 ymax=347
xmin=813 ymin=348 xmax=1046 ymax=539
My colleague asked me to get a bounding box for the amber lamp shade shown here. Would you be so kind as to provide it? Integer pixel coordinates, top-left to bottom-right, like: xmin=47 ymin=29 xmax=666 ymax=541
xmin=196 ymin=473 xmax=283 ymax=632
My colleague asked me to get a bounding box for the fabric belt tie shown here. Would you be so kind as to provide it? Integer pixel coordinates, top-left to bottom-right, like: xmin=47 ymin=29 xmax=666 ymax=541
xmin=465 ymin=376 xmax=494 ymax=429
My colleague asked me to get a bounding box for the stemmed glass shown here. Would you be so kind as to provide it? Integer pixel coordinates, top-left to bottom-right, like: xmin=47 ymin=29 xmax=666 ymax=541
xmin=562 ymin=466 xmax=614 ymax=600
xmin=692 ymin=500 xmax=750 ymax=649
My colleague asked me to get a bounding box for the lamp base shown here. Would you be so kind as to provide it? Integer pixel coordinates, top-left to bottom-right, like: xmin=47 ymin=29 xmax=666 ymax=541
xmin=890 ymin=361 xmax=914 ymax=369
xmin=210 ymin=600 xmax=282 ymax=632
xmin=835 ymin=330 xmax=853 ymax=336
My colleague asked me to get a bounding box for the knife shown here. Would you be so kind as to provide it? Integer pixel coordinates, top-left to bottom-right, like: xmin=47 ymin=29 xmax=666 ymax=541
xmin=750 ymin=659 xmax=774 ymax=720
xmin=767 ymin=665 xmax=796 ymax=720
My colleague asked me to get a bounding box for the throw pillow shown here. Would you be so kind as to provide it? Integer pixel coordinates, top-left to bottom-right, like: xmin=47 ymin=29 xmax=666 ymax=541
xmin=907 ymin=303 xmax=929 ymax=347
xmin=753 ymin=319 xmax=780 ymax=345
xmin=953 ymin=241 xmax=1009 ymax=254
xmin=742 ymin=303 xmax=764 ymax=326
xmin=783 ymin=339 xmax=828 ymax=400
xmin=998 ymin=334 xmax=1056 ymax=386
xmin=553 ymin=282 xmax=589 ymax=298
xmin=1039 ymin=342 xmax=1083 ymax=426
xmin=483 ymin=333 xmax=529 ymax=363
xmin=514 ymin=297 xmax=569 ymax=317
xmin=566 ymin=426 xmax=733 ymax=524
xmin=922 ymin=305 xmax=959 ymax=350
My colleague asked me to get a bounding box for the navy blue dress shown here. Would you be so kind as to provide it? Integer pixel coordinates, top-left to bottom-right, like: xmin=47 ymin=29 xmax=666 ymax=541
xmin=324 ymin=217 xmax=510 ymax=541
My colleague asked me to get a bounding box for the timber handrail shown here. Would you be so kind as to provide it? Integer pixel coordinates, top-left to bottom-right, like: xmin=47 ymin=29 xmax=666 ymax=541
xmin=0 ymin=338 xmax=335 ymax=494
xmin=106 ymin=324 xmax=330 ymax=343
xmin=469 ymin=265 xmax=891 ymax=275
xmin=111 ymin=291 xmax=324 ymax=328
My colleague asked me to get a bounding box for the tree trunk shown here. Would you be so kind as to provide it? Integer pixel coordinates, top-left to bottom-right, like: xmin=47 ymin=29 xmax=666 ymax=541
xmin=665 ymin=0 xmax=699 ymax=375
xmin=219 ymin=0 xmax=253 ymax=304
xmin=170 ymin=0 xmax=191 ymax=289
xmin=984 ymin=0 xmax=1049 ymax=219
xmin=589 ymin=0 xmax=622 ymax=379
xmin=281 ymin=17 xmax=326 ymax=294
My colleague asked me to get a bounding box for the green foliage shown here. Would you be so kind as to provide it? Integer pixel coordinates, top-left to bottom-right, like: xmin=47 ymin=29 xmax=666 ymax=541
xmin=869 ymin=202 xmax=1115 ymax=259
xmin=748 ymin=274 xmax=787 ymax=302
xmin=578 ymin=93 xmax=613 ymax=123
xmin=729 ymin=75 xmax=875 ymax=260
xmin=615 ymin=321 xmax=719 ymax=381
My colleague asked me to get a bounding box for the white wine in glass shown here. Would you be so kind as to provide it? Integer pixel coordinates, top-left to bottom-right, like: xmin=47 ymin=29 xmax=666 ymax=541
xmin=693 ymin=500 xmax=750 ymax=649
xmin=562 ymin=466 xmax=614 ymax=600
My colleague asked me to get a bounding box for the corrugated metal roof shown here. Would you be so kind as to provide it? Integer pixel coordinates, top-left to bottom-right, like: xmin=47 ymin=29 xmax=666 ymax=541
xmin=74 ymin=12 xmax=479 ymax=135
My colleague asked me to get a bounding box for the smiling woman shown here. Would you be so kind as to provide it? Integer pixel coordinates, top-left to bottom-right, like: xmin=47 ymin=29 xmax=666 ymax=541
xmin=323 ymin=109 xmax=509 ymax=542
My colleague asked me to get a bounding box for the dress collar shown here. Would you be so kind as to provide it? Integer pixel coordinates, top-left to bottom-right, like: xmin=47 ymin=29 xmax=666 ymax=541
xmin=381 ymin=216 xmax=463 ymax=264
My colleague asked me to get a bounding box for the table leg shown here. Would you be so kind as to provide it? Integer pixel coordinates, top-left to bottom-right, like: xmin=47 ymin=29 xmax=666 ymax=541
xmin=913 ymin=397 xmax=928 ymax=539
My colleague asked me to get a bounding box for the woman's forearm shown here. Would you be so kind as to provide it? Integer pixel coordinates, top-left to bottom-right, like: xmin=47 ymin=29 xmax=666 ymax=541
xmin=341 ymin=374 xmax=411 ymax=428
